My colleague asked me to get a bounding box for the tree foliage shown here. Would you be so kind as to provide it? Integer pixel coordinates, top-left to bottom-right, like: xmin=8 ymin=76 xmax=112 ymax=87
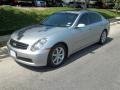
xmin=114 ymin=0 xmax=120 ymax=9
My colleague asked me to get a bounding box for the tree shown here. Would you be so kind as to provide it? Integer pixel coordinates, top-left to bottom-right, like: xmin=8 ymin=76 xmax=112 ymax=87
xmin=114 ymin=0 xmax=120 ymax=13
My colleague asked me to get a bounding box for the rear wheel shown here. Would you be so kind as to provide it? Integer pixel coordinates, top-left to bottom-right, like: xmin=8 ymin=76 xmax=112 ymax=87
xmin=47 ymin=44 xmax=66 ymax=68
xmin=99 ymin=30 xmax=107 ymax=44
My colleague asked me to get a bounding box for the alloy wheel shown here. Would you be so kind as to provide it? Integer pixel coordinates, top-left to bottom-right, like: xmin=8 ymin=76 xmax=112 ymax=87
xmin=52 ymin=47 xmax=65 ymax=65
xmin=101 ymin=31 xmax=107 ymax=44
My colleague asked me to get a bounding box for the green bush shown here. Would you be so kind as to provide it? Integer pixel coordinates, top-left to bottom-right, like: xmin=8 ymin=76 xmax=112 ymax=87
xmin=0 ymin=6 xmax=120 ymax=36
xmin=0 ymin=6 xmax=77 ymax=36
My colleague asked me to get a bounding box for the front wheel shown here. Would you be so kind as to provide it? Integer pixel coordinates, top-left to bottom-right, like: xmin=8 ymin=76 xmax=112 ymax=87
xmin=47 ymin=44 xmax=66 ymax=68
xmin=99 ymin=30 xmax=107 ymax=44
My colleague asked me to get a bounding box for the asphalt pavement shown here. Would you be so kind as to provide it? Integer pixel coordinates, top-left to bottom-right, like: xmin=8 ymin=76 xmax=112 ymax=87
xmin=0 ymin=24 xmax=120 ymax=90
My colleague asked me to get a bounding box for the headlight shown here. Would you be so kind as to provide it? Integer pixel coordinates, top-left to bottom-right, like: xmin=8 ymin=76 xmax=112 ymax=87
xmin=31 ymin=38 xmax=47 ymax=52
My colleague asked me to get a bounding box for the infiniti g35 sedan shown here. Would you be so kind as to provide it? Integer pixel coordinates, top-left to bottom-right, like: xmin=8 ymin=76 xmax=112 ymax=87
xmin=7 ymin=11 xmax=110 ymax=67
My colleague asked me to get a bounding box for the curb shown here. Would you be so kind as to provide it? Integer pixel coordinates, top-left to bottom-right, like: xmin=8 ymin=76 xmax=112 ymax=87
xmin=110 ymin=21 xmax=120 ymax=25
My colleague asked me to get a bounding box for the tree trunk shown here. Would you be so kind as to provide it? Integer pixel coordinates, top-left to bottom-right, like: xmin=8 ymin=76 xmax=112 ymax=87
xmin=84 ymin=0 xmax=88 ymax=9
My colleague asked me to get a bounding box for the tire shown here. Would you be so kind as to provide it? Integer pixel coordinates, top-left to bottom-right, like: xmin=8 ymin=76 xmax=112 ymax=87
xmin=99 ymin=30 xmax=107 ymax=44
xmin=47 ymin=44 xmax=66 ymax=68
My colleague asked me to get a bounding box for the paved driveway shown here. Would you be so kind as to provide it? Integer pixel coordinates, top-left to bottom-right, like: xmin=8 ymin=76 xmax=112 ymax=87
xmin=0 ymin=24 xmax=120 ymax=90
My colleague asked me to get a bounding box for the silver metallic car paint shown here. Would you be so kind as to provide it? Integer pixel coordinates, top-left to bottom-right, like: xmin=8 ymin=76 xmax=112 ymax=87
xmin=7 ymin=11 xmax=110 ymax=66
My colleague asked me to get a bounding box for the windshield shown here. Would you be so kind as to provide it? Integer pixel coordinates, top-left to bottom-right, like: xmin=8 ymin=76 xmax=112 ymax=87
xmin=41 ymin=13 xmax=78 ymax=27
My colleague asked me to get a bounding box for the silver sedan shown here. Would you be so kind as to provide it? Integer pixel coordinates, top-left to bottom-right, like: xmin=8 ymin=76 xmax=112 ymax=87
xmin=7 ymin=11 xmax=110 ymax=67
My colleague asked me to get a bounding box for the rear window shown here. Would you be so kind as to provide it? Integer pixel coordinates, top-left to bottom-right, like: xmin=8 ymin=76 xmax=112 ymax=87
xmin=89 ymin=13 xmax=102 ymax=24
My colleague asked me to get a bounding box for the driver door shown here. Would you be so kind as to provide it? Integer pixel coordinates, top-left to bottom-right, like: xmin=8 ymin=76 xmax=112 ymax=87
xmin=72 ymin=13 xmax=92 ymax=52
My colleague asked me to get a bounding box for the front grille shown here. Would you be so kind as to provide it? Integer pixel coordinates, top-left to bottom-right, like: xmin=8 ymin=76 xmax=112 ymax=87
xmin=10 ymin=39 xmax=28 ymax=50
xmin=17 ymin=56 xmax=32 ymax=62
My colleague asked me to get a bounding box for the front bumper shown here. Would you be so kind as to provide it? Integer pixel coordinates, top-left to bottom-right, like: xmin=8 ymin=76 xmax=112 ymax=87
xmin=7 ymin=43 xmax=50 ymax=67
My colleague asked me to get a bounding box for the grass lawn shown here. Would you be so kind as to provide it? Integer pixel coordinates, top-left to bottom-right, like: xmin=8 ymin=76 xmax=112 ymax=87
xmin=0 ymin=6 xmax=120 ymax=36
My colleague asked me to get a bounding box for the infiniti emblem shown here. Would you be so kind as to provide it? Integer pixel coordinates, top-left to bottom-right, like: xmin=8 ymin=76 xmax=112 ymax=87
xmin=13 ymin=43 xmax=17 ymax=46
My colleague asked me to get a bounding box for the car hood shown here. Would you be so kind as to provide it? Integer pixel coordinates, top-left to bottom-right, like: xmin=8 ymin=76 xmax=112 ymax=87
xmin=11 ymin=24 xmax=68 ymax=45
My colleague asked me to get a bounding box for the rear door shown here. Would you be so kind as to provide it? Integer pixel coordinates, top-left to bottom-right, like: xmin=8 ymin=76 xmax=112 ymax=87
xmin=87 ymin=12 xmax=104 ymax=42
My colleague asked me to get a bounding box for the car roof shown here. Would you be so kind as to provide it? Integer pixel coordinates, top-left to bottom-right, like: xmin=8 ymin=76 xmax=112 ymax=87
xmin=60 ymin=10 xmax=98 ymax=15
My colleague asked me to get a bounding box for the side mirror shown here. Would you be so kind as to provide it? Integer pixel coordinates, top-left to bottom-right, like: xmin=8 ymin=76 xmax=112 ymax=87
xmin=76 ymin=24 xmax=86 ymax=28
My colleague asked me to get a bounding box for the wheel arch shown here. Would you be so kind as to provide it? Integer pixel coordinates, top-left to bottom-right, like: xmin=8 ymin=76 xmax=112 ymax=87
xmin=51 ymin=42 xmax=69 ymax=58
xmin=104 ymin=29 xmax=108 ymax=36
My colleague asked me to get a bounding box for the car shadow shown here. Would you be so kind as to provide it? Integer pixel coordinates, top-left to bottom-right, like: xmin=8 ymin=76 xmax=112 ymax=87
xmin=17 ymin=37 xmax=113 ymax=72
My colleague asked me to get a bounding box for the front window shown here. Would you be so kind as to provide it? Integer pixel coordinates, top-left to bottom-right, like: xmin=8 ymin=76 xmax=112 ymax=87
xmin=41 ymin=13 xmax=78 ymax=27
xmin=77 ymin=13 xmax=89 ymax=26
